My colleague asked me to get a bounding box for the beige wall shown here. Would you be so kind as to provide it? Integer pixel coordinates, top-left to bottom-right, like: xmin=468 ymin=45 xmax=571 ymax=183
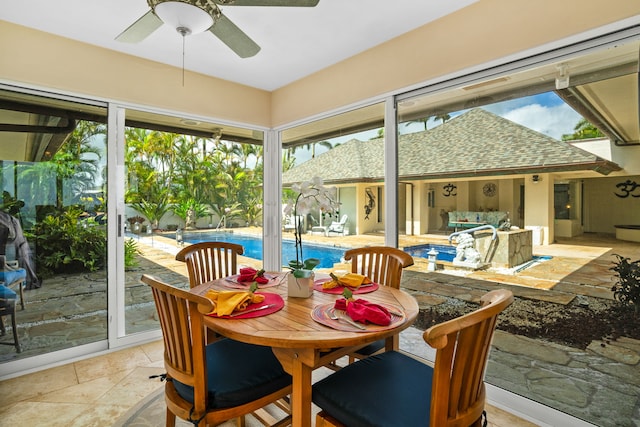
xmin=271 ymin=0 xmax=640 ymax=126
xmin=0 ymin=21 xmax=271 ymax=127
xmin=2 ymin=0 xmax=639 ymax=129
xmin=583 ymin=175 xmax=640 ymax=233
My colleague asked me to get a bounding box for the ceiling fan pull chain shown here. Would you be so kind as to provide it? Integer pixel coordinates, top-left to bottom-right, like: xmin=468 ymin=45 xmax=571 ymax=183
xmin=182 ymin=33 xmax=186 ymax=87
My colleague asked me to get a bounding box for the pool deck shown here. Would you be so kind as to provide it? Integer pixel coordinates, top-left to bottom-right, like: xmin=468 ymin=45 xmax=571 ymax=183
xmin=154 ymin=227 xmax=639 ymax=304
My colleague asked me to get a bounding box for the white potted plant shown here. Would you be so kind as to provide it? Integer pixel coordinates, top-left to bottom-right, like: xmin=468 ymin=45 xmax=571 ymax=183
xmin=284 ymin=177 xmax=339 ymax=297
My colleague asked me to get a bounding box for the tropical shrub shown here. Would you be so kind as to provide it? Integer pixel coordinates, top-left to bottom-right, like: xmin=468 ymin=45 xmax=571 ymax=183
xmin=611 ymin=254 xmax=640 ymax=314
xmin=131 ymin=196 xmax=170 ymax=230
xmin=34 ymin=207 xmax=106 ymax=277
xmin=172 ymin=198 xmax=208 ymax=227
xmin=124 ymin=238 xmax=141 ymax=270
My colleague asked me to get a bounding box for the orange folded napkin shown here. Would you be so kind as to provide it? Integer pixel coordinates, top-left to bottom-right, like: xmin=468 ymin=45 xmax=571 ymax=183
xmin=238 ymin=267 xmax=269 ymax=284
xmin=323 ymin=273 xmax=372 ymax=289
xmin=334 ymin=298 xmax=391 ymax=326
xmin=204 ymin=289 xmax=265 ymax=316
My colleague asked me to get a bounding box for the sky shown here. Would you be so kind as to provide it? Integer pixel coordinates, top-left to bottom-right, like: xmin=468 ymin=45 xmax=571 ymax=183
xmin=292 ymin=91 xmax=582 ymax=165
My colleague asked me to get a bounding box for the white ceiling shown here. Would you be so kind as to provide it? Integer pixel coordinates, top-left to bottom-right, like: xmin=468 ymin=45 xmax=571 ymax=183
xmin=0 ymin=0 xmax=478 ymax=91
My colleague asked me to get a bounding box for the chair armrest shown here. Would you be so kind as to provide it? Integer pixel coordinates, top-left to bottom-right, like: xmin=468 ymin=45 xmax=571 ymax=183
xmin=1 ymin=256 xmax=20 ymax=271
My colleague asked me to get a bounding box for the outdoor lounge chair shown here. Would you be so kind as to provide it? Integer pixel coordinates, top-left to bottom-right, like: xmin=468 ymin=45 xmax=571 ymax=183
xmin=283 ymin=215 xmax=303 ymax=233
xmin=326 ymin=214 xmax=348 ymax=236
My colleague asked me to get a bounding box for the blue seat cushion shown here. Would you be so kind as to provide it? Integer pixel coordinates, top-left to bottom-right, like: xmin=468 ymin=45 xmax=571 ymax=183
xmin=353 ymin=339 xmax=385 ymax=356
xmin=313 ymin=351 xmax=433 ymax=427
xmin=0 ymin=269 xmax=27 ymax=285
xmin=0 ymin=285 xmax=17 ymax=300
xmin=172 ymin=338 xmax=291 ymax=409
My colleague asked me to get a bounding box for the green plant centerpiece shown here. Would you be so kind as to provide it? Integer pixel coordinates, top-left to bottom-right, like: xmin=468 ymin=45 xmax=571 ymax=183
xmin=611 ymin=254 xmax=640 ymax=315
xmin=283 ymin=177 xmax=339 ymax=297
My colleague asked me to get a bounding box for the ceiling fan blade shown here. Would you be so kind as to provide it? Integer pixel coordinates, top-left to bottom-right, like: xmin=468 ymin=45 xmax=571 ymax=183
xmin=214 ymin=0 xmax=319 ymax=6
xmin=115 ymin=10 xmax=163 ymax=43
xmin=209 ymin=14 xmax=260 ymax=58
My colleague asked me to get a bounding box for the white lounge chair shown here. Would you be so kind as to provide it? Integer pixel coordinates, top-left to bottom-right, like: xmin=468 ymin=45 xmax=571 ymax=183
xmin=283 ymin=215 xmax=304 ymax=233
xmin=327 ymin=214 xmax=348 ymax=236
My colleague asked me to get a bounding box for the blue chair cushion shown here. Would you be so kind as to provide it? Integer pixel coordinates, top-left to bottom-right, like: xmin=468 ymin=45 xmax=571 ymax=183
xmin=354 ymin=339 xmax=385 ymax=356
xmin=313 ymin=351 xmax=433 ymax=427
xmin=172 ymin=338 xmax=291 ymax=409
xmin=0 ymin=284 xmax=17 ymax=300
xmin=0 ymin=269 xmax=27 ymax=285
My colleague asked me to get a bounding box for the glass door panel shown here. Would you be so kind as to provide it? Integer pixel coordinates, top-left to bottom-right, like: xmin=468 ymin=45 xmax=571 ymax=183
xmin=122 ymin=109 xmax=264 ymax=334
xmin=395 ymin=40 xmax=639 ymax=426
xmin=281 ymin=102 xmax=386 ymax=274
xmin=0 ymin=88 xmax=108 ymax=362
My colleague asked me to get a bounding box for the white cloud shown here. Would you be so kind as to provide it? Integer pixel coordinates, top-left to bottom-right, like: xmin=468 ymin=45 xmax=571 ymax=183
xmin=501 ymin=103 xmax=581 ymax=139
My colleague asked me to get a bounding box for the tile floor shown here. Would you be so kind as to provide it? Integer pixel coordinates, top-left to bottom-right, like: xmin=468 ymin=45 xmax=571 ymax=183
xmin=0 ymin=339 xmax=538 ymax=426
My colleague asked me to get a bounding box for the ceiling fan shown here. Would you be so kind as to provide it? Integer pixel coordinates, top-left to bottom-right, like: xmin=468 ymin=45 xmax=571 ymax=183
xmin=116 ymin=0 xmax=319 ymax=58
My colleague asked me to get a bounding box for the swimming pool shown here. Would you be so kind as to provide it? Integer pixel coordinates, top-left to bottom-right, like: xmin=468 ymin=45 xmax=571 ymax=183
xmin=403 ymin=243 xmax=457 ymax=262
xmin=174 ymin=231 xmax=345 ymax=268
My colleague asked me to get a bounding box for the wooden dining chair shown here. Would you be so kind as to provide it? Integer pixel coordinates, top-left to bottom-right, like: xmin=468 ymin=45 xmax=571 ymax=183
xmin=175 ymin=241 xmax=244 ymax=288
xmin=313 ymin=289 xmax=514 ymax=427
xmin=344 ymin=245 xmax=414 ymax=289
xmin=343 ymin=246 xmax=414 ymax=363
xmin=141 ymin=274 xmax=292 ymax=427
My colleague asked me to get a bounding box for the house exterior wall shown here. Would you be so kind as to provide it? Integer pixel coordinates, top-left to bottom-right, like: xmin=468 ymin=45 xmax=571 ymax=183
xmin=583 ymin=175 xmax=640 ymax=233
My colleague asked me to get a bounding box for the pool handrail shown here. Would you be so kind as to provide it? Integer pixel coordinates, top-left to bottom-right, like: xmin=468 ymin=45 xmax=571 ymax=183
xmin=448 ymin=224 xmax=497 ymax=244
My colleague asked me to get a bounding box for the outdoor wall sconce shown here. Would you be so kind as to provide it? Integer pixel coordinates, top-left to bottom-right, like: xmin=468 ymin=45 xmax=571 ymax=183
xmin=556 ymin=63 xmax=570 ymax=89
xmin=532 ymin=174 xmax=542 ymax=183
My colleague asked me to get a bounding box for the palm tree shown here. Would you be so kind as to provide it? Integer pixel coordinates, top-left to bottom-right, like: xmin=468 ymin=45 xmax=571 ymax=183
xmin=51 ymin=121 xmax=105 ymax=209
xmin=562 ymin=118 xmax=604 ymax=141
xmin=434 ymin=113 xmax=451 ymax=125
xmin=404 ymin=116 xmax=431 ymax=130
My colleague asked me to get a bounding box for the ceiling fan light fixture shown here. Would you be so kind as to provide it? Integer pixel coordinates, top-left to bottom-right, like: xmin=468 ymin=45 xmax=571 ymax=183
xmin=154 ymin=1 xmax=214 ymax=35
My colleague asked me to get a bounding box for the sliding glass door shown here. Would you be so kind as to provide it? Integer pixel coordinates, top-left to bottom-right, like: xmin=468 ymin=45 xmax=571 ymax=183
xmin=0 ymin=87 xmax=109 ymax=364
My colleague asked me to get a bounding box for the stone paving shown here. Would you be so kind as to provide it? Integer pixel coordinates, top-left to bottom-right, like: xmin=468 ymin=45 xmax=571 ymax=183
xmin=1 ymin=230 xmax=638 ymax=426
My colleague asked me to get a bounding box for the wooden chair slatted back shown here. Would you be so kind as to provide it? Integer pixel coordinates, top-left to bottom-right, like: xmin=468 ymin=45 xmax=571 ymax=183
xmin=142 ymin=274 xmax=212 ymax=397
xmin=343 ymin=246 xmax=414 ymax=288
xmin=176 ymin=242 xmax=244 ymax=288
xmin=425 ymin=289 xmax=513 ymax=427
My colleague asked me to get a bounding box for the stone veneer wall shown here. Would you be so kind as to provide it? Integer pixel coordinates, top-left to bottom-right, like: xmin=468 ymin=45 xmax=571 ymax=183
xmin=475 ymin=229 xmax=532 ymax=268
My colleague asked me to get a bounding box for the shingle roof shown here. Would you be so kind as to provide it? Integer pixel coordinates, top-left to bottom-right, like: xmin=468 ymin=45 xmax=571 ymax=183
xmin=282 ymin=108 xmax=620 ymax=185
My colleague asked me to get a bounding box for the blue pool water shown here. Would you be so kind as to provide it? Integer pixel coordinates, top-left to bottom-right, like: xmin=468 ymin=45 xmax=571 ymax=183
xmin=403 ymin=243 xmax=457 ymax=262
xmin=404 ymin=243 xmax=554 ymax=267
xmin=173 ymin=231 xmax=345 ymax=268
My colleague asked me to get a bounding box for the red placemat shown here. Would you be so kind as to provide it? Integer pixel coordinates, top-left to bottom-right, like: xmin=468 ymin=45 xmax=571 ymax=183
xmin=221 ymin=273 xmax=282 ymax=289
xmin=206 ymin=292 xmax=284 ymax=319
xmin=310 ymin=302 xmax=405 ymax=332
xmin=313 ymin=279 xmax=379 ymax=294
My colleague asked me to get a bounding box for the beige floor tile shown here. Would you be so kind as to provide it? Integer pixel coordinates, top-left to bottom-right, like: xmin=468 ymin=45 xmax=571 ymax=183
xmin=34 ymin=374 xmax=128 ymax=404
xmin=0 ymin=363 xmax=78 ymax=406
xmin=73 ymin=346 xmax=154 ymax=383
xmin=139 ymin=339 xmax=164 ymax=363
xmin=99 ymin=366 xmax=165 ymax=407
xmin=1 ymin=401 xmax=91 ymax=427
xmin=68 ymin=403 xmax=132 ymax=427
xmin=486 ymin=404 xmax=539 ymax=427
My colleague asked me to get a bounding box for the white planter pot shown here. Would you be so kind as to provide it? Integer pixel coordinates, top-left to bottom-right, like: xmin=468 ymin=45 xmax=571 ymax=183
xmin=287 ymin=272 xmax=314 ymax=298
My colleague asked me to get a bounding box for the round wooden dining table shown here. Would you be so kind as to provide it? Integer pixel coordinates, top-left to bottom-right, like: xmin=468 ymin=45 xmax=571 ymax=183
xmin=191 ymin=272 xmax=419 ymax=427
